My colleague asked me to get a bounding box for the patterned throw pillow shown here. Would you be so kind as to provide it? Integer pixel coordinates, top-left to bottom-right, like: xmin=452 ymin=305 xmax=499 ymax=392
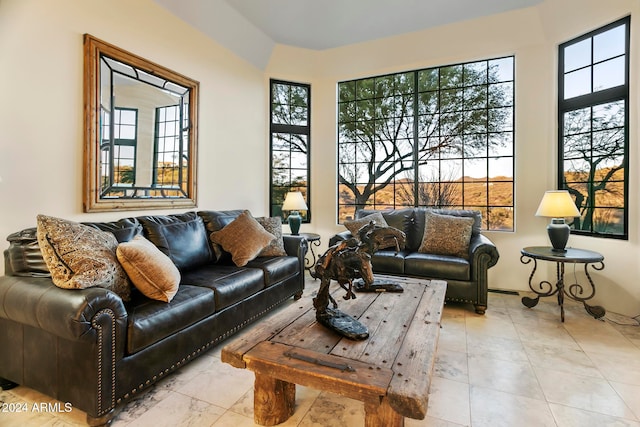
xmin=344 ymin=211 xmax=399 ymax=249
xmin=210 ymin=211 xmax=276 ymax=266
xmin=36 ymin=214 xmax=131 ymax=300
xmin=344 ymin=212 xmax=388 ymax=237
xmin=117 ymin=235 xmax=181 ymax=302
xmin=256 ymin=217 xmax=287 ymax=257
xmin=418 ymin=211 xmax=474 ymax=259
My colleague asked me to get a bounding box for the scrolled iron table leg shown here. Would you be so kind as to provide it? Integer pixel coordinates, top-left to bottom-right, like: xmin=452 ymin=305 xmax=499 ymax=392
xmin=557 ymin=262 xmax=565 ymax=322
xmin=521 ymin=255 xmax=557 ymax=309
xmin=305 ymin=239 xmax=321 ymax=271
xmin=565 ymin=261 xmax=606 ymax=319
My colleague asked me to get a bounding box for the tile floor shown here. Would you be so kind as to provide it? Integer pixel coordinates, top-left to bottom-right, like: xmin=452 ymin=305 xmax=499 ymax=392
xmin=2 ymin=278 xmax=640 ymax=427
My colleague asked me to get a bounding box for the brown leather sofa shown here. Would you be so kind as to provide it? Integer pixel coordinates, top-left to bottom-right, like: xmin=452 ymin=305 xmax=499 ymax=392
xmin=330 ymin=208 xmax=499 ymax=314
xmin=0 ymin=210 xmax=307 ymax=426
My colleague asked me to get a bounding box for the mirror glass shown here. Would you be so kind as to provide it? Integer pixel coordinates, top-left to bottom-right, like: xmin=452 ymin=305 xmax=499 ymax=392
xmin=84 ymin=34 xmax=199 ymax=212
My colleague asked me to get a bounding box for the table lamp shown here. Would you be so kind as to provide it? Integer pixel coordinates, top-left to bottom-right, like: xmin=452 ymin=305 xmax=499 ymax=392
xmin=282 ymin=191 xmax=308 ymax=235
xmin=535 ymin=190 xmax=580 ymax=252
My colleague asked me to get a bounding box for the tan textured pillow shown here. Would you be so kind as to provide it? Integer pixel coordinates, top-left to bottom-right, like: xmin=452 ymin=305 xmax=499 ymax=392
xmin=344 ymin=212 xmax=388 ymax=236
xmin=117 ymin=235 xmax=181 ymax=302
xmin=36 ymin=214 xmax=131 ymax=301
xmin=210 ymin=210 xmax=275 ymax=266
xmin=418 ymin=211 xmax=474 ymax=259
xmin=256 ymin=217 xmax=287 ymax=257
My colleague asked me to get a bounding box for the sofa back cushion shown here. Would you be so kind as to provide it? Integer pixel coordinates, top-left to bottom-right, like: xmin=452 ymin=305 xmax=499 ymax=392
xmin=197 ymin=210 xmax=245 ymax=262
xmin=210 ymin=210 xmax=275 ymax=267
xmin=413 ymin=208 xmax=482 ymax=242
xmin=418 ymin=211 xmax=474 ymax=259
xmin=138 ymin=212 xmax=212 ymax=272
xmin=355 ymin=208 xmax=414 ymax=248
xmin=355 ymin=208 xmax=482 ymax=252
xmin=82 ymin=218 xmax=143 ymax=243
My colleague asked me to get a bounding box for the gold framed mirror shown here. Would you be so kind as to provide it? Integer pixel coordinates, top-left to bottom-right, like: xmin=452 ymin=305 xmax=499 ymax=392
xmin=83 ymin=34 xmax=198 ymax=212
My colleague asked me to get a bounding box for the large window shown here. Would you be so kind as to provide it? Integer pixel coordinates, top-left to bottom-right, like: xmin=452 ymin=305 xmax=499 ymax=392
xmin=559 ymin=17 xmax=629 ymax=239
xmin=338 ymin=57 xmax=514 ymax=230
xmin=270 ymin=79 xmax=311 ymax=221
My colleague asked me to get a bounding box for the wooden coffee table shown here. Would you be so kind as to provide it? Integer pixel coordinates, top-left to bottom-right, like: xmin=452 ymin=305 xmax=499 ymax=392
xmin=221 ymin=275 xmax=446 ymax=427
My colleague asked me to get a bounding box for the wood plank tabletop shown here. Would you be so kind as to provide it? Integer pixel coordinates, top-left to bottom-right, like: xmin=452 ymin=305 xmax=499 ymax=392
xmin=221 ymin=275 xmax=446 ymax=420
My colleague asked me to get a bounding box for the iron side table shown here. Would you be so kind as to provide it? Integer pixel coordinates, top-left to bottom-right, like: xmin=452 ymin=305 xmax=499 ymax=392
xmin=520 ymin=246 xmax=605 ymax=322
xmin=288 ymin=232 xmax=321 ymax=272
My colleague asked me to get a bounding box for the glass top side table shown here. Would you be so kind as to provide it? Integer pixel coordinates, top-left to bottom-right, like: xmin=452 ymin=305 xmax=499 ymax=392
xmin=520 ymin=246 xmax=605 ymax=322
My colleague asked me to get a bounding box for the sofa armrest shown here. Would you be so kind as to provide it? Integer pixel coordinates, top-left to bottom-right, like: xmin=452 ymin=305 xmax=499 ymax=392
xmin=283 ymin=235 xmax=308 ymax=259
xmin=283 ymin=235 xmax=308 ymax=276
xmin=0 ymin=275 xmax=128 ymax=342
xmin=469 ymin=233 xmax=500 ymax=272
xmin=329 ymin=230 xmax=353 ymax=247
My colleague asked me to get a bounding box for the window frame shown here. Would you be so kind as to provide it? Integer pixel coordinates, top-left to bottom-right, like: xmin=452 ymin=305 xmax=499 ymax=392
xmin=557 ymin=16 xmax=630 ymax=240
xmin=100 ymin=106 xmax=138 ymax=195
xmin=337 ymin=56 xmax=515 ymax=231
xmin=269 ymin=79 xmax=311 ymax=222
xmin=153 ymin=103 xmax=189 ymax=195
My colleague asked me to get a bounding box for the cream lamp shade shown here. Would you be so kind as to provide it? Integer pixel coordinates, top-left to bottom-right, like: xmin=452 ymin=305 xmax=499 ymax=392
xmin=282 ymin=191 xmax=308 ymax=212
xmin=282 ymin=192 xmax=308 ymax=235
xmin=535 ymin=190 xmax=581 ymax=218
xmin=535 ymin=190 xmax=580 ymax=252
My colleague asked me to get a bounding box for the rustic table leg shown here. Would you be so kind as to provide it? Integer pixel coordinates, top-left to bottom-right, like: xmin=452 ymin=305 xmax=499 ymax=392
xmin=365 ymin=397 xmax=404 ymax=427
xmin=253 ymin=373 xmax=296 ymax=426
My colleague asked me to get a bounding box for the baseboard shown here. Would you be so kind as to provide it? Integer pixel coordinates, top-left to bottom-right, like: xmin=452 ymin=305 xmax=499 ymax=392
xmin=488 ymin=289 xmax=519 ymax=295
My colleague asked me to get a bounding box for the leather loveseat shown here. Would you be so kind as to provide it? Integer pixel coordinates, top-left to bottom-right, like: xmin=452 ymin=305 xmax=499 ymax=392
xmin=330 ymin=208 xmax=499 ymax=314
xmin=0 ymin=210 xmax=307 ymax=425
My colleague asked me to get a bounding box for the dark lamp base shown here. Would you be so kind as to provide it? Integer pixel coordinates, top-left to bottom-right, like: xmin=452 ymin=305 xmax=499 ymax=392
xmin=288 ymin=211 xmax=302 ymax=235
xmin=547 ymin=218 xmax=570 ymax=252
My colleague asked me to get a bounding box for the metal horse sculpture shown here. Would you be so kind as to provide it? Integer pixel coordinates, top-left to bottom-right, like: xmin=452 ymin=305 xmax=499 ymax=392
xmin=310 ymin=221 xmax=406 ymax=340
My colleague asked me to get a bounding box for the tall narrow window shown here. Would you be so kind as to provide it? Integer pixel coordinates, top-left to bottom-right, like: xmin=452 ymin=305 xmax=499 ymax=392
xmin=338 ymin=57 xmax=514 ymax=231
xmin=559 ymin=16 xmax=629 ymax=239
xmin=270 ymin=80 xmax=311 ymax=221
xmin=154 ymin=103 xmax=189 ymax=197
xmin=100 ymin=107 xmax=137 ymax=195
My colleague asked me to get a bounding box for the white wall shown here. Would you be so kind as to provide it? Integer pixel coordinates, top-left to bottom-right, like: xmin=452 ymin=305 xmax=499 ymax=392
xmin=0 ymin=0 xmax=269 ymax=270
xmin=1 ymin=0 xmax=638 ymax=317
xmin=266 ymin=0 xmax=640 ymax=316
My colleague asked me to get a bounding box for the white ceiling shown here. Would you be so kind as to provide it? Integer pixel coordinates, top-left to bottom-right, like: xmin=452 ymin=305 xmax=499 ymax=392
xmin=153 ymin=0 xmax=543 ymax=69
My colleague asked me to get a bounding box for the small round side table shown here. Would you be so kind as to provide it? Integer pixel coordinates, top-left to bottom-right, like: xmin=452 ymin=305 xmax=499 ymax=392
xmin=291 ymin=233 xmax=321 ymax=271
xmin=520 ymin=246 xmax=605 ymax=322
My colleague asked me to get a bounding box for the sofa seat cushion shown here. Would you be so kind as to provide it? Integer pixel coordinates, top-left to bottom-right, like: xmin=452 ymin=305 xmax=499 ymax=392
xmin=126 ymin=284 xmax=216 ymax=354
xmin=404 ymin=252 xmax=470 ymax=281
xmin=246 ymin=256 xmax=299 ymax=287
xmin=180 ymin=265 xmax=265 ymax=310
xmin=370 ymin=250 xmax=408 ymax=274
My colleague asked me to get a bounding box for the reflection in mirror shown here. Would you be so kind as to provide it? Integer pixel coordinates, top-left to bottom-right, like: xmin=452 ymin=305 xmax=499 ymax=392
xmin=84 ymin=34 xmax=199 ymax=212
